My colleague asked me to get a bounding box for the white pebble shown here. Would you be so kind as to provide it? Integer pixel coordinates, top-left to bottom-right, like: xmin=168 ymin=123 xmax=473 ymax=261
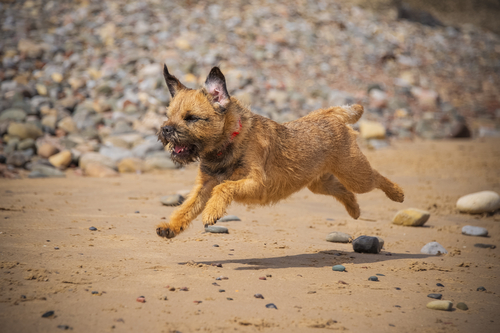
xmin=456 ymin=191 xmax=500 ymax=214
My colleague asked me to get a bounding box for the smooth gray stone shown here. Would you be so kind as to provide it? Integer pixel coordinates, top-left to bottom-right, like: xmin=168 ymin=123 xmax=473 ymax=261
xmin=31 ymin=164 xmax=65 ymax=178
xmin=462 ymin=225 xmax=488 ymax=237
xmin=218 ymin=215 xmax=241 ymax=222
xmin=332 ymin=265 xmax=346 ymax=272
xmin=326 ymin=231 xmax=351 ymax=243
xmin=427 ymin=293 xmax=442 ymax=299
xmin=421 ymin=242 xmax=447 ymax=255
xmin=205 ymin=226 xmax=229 ymax=234
xmin=0 ymin=108 xmax=27 ymax=121
xmin=352 ymin=236 xmax=380 ymax=254
xmin=160 ymin=194 xmax=184 ymax=206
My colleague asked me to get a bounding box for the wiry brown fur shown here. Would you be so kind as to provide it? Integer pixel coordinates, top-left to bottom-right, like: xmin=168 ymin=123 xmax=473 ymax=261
xmin=156 ymin=66 xmax=404 ymax=239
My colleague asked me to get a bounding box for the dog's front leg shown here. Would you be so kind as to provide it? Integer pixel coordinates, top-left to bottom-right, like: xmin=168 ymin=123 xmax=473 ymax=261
xmin=202 ymin=178 xmax=260 ymax=226
xmin=156 ymin=178 xmax=217 ymax=239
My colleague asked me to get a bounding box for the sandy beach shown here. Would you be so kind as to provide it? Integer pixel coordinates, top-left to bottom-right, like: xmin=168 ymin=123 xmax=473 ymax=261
xmin=1 ymin=138 xmax=499 ymax=332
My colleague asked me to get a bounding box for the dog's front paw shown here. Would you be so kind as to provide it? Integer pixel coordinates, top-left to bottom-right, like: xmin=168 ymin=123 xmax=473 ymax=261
xmin=156 ymin=223 xmax=177 ymax=239
xmin=202 ymin=212 xmax=220 ymax=228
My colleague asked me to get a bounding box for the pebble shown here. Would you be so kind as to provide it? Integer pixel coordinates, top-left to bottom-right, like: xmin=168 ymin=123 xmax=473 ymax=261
xmin=332 ymin=265 xmax=346 ymax=272
xmin=216 ymin=276 xmax=228 ymax=280
xmin=144 ymin=156 xmax=178 ymax=171
xmin=368 ymin=276 xmax=379 ymax=281
xmin=84 ymin=162 xmax=119 ymax=178
xmin=37 ymin=143 xmax=59 ymax=159
xmin=254 ymin=294 xmax=264 ymax=299
xmin=456 ymin=191 xmax=500 ymax=214
xmin=79 ymin=152 xmax=116 ymax=170
xmin=8 ymin=123 xmax=43 ymax=140
xmin=474 ymin=244 xmax=496 ymax=249
xmin=218 ymin=215 xmax=241 ymax=222
xmin=477 ymin=286 xmax=486 ymax=291
xmin=265 ymin=303 xmax=278 ymax=309
xmin=461 ymin=225 xmax=488 ymax=237
xmin=326 ymin=232 xmax=352 ymax=243
xmin=136 ymin=296 xmax=146 ymax=303
xmin=18 ymin=138 xmax=35 ymax=151
xmin=118 ymin=157 xmax=145 ymax=173
xmin=57 ymin=325 xmax=72 ymax=330
xmin=205 ymin=226 xmax=229 ymax=234
xmin=352 ymin=236 xmax=381 ymax=254
xmin=227 ymin=298 xmax=233 ymax=301
xmin=456 ymin=302 xmax=468 ymax=310
xmin=219 ymin=289 xmax=225 ymax=293
xmin=213 ymin=244 xmax=219 ymax=247
xmin=392 ymin=208 xmax=430 ymax=226
xmin=376 ymin=273 xmax=385 ymax=276
xmin=436 ymin=283 xmax=445 ymax=287
xmin=160 ymin=194 xmax=184 ymax=206
xmin=0 ymin=108 xmax=27 ymax=121
xmin=359 ymin=121 xmax=386 ymax=140
xmin=426 ymin=300 xmax=452 ymax=311
xmin=259 ymin=277 xmax=267 ymax=280
xmin=89 ymin=227 xmax=97 ymax=231
xmin=29 ymin=165 xmax=65 ymax=178
xmin=421 ymin=242 xmax=448 ymax=255
xmin=427 ymin=293 xmax=442 ymax=299
xmin=48 ymin=150 xmax=72 ymax=168
xmin=41 ymin=311 xmax=54 ymax=318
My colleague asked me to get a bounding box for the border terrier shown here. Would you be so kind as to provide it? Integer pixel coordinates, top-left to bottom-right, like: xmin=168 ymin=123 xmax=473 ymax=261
xmin=156 ymin=65 xmax=404 ymax=239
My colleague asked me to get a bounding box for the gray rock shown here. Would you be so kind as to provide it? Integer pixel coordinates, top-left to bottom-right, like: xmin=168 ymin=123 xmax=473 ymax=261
xmin=30 ymin=164 xmax=66 ymax=178
xmin=0 ymin=108 xmax=27 ymax=121
xmin=218 ymin=215 xmax=242 ymax=222
xmin=160 ymin=194 xmax=184 ymax=206
xmin=427 ymin=293 xmax=442 ymax=299
xmin=99 ymin=146 xmax=134 ymax=163
xmin=7 ymin=122 xmax=43 ymax=140
xmin=332 ymin=265 xmax=346 ymax=272
xmin=132 ymin=141 xmax=163 ymax=159
xmin=420 ymin=242 xmax=448 ymax=255
xmin=462 ymin=225 xmax=488 ymax=237
xmin=368 ymin=276 xmax=379 ymax=281
xmin=456 ymin=191 xmax=500 ymax=214
xmin=205 ymin=226 xmax=229 ymax=234
xmin=426 ymin=300 xmax=452 ymax=311
xmin=352 ymin=236 xmax=380 ymax=254
xmin=326 ymin=231 xmax=352 ymax=243
xmin=456 ymin=302 xmax=468 ymax=310
xmin=6 ymin=152 xmax=30 ymax=167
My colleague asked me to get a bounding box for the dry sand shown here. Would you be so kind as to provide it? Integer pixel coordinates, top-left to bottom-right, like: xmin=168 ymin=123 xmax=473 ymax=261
xmin=1 ymin=138 xmax=499 ymax=332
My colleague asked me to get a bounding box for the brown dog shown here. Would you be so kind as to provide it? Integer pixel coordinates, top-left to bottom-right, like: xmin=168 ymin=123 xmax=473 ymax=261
xmin=156 ymin=65 xmax=404 ymax=239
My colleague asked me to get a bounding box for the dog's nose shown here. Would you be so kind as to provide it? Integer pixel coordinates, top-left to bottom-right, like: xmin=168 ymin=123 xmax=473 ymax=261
xmin=162 ymin=126 xmax=174 ymax=136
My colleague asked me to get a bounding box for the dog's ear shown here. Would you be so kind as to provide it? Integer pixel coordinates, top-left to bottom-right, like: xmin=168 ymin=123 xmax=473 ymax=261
xmin=204 ymin=67 xmax=230 ymax=109
xmin=163 ymin=64 xmax=187 ymax=98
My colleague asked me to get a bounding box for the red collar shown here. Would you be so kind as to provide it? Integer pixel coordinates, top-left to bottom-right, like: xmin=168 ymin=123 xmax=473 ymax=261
xmin=217 ymin=118 xmax=242 ymax=156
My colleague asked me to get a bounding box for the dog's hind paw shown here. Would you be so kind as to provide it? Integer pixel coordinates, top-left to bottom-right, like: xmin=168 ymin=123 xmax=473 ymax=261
xmin=156 ymin=226 xmax=176 ymax=239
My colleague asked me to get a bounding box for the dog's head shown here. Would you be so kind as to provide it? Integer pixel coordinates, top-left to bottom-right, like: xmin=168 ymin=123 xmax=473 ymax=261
xmin=158 ymin=65 xmax=232 ymax=165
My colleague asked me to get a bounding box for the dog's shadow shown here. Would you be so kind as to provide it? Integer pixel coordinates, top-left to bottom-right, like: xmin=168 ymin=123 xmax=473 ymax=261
xmin=193 ymin=250 xmax=432 ymax=270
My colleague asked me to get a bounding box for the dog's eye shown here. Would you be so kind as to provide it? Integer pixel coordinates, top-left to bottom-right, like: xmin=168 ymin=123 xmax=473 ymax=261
xmin=184 ymin=115 xmax=200 ymax=123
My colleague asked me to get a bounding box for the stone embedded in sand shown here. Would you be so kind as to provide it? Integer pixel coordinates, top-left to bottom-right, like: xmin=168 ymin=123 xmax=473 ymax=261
xmin=462 ymin=225 xmax=488 ymax=237
xmin=368 ymin=276 xmax=379 ymax=281
xmin=392 ymin=208 xmax=430 ymax=226
xmin=426 ymin=300 xmax=452 ymax=311
xmin=160 ymin=194 xmax=184 ymax=206
xmin=456 ymin=302 xmax=468 ymax=310
xmin=84 ymin=162 xmax=119 ymax=178
xmin=29 ymin=165 xmax=65 ymax=178
xmin=205 ymin=226 xmax=229 ymax=234
xmin=326 ymin=231 xmax=351 ymax=243
xmin=79 ymin=152 xmax=116 ymax=170
xmin=265 ymin=303 xmax=278 ymax=309
xmin=456 ymin=191 xmax=500 ymax=214
xmin=352 ymin=236 xmax=380 ymax=254
xmin=421 ymin=242 xmax=447 ymax=255
xmin=332 ymin=265 xmax=346 ymax=272
xmin=474 ymin=243 xmax=496 ymax=249
xmin=427 ymin=293 xmax=442 ymax=299
xmin=48 ymin=150 xmax=72 ymax=168
xmin=477 ymin=286 xmax=486 ymax=291
xmin=41 ymin=311 xmax=55 ymax=318
xmin=218 ymin=215 xmax=241 ymax=222
xmin=136 ymin=296 xmax=146 ymax=303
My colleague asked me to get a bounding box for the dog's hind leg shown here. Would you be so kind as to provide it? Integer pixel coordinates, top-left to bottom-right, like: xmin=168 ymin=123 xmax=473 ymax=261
xmin=307 ymin=173 xmax=360 ymax=219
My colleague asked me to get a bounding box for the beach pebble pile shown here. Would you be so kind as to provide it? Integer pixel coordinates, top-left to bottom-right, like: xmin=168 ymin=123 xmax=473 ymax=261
xmin=2 ymin=0 xmax=500 ymax=177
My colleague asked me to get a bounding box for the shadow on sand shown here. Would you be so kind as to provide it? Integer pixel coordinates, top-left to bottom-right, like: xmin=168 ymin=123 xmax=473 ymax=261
xmin=186 ymin=250 xmax=432 ymax=270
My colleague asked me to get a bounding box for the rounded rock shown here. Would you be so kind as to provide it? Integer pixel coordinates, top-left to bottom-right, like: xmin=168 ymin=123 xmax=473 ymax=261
xmin=352 ymin=236 xmax=380 ymax=254
xmin=368 ymin=276 xmax=379 ymax=281
xmin=426 ymin=300 xmax=452 ymax=311
xmin=456 ymin=191 xmax=500 ymax=214
xmin=48 ymin=150 xmax=72 ymax=168
xmin=218 ymin=215 xmax=241 ymax=222
xmin=456 ymin=302 xmax=468 ymax=310
xmin=205 ymin=226 xmax=229 ymax=234
xmin=160 ymin=194 xmax=184 ymax=206
xmin=84 ymin=162 xmax=119 ymax=178
xmin=326 ymin=231 xmax=352 ymax=243
xmin=265 ymin=303 xmax=278 ymax=309
xmin=37 ymin=143 xmax=59 ymax=158
xmin=421 ymin=242 xmax=448 ymax=255
xmin=427 ymin=293 xmax=442 ymax=299
xmin=462 ymin=225 xmax=488 ymax=237
xmin=332 ymin=265 xmax=346 ymax=272
xmin=392 ymin=208 xmax=430 ymax=226
xmin=89 ymin=227 xmax=97 ymax=231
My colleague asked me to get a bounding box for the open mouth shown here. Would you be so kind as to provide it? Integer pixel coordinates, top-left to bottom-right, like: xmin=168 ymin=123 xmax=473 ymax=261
xmin=173 ymin=144 xmax=191 ymax=156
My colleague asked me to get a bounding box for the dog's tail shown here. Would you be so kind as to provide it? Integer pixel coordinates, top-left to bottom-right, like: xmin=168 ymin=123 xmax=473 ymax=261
xmin=335 ymin=104 xmax=364 ymax=124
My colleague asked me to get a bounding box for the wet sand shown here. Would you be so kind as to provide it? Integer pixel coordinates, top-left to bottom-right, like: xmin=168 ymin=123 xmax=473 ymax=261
xmin=0 ymin=138 xmax=499 ymax=332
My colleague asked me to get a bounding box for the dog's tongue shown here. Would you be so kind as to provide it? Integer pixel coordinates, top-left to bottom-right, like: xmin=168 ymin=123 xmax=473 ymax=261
xmin=174 ymin=145 xmax=186 ymax=154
